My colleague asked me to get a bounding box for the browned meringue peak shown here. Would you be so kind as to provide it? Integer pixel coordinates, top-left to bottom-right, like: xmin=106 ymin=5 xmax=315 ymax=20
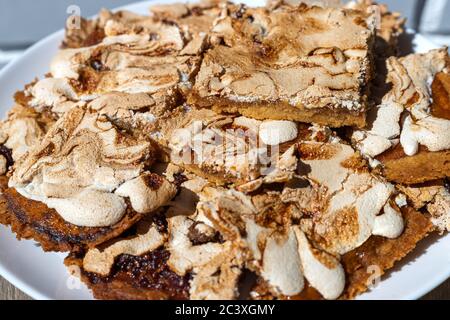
xmin=39 ymin=49 xmax=199 ymax=108
xmin=63 ymin=7 xmax=208 ymax=50
xmin=115 ymin=173 xmax=177 ymax=215
xmin=81 ymin=165 xmax=240 ymax=299
xmin=398 ymin=183 xmax=450 ymax=233
xmin=0 ymin=156 xmax=6 ymax=176
xmin=8 ymin=106 xmax=176 ymax=227
xmin=256 ymin=226 xmax=304 ymax=296
xmin=256 ymin=226 xmax=344 ymax=300
xmin=192 ymin=3 xmax=375 ymax=113
xmin=0 ymin=104 xmax=48 ymax=161
xmin=297 ymin=141 xmax=402 ymax=255
xmin=162 ymin=211 xmax=244 ymax=300
xmin=86 ymin=91 xmax=179 ymax=132
xmin=155 ymin=165 xmax=244 ymax=300
xmin=88 ymin=91 xmax=156 ymax=118
xmin=352 ymin=49 xmax=450 ymax=161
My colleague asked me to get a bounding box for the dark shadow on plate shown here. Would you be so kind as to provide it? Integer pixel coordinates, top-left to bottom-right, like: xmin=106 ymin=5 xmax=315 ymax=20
xmin=398 ymin=31 xmax=415 ymax=57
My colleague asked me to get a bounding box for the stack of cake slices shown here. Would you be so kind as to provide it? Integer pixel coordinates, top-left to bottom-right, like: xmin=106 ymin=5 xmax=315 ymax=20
xmin=0 ymin=0 xmax=448 ymax=300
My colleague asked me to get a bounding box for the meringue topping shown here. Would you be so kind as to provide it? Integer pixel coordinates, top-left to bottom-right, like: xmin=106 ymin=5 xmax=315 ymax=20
xmin=26 ymin=7 xmax=214 ymax=116
xmin=294 ymin=227 xmax=345 ymax=300
xmin=9 ymin=106 xmax=174 ymax=227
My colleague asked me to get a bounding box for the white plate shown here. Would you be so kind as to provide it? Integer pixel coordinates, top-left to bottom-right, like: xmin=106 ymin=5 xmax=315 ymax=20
xmin=0 ymin=0 xmax=448 ymax=300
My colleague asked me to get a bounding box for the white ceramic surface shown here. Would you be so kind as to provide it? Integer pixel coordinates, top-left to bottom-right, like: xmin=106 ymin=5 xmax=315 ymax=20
xmin=0 ymin=0 xmax=448 ymax=300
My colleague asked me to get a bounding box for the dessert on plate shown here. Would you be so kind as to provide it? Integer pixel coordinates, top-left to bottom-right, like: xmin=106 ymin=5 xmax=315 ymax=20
xmin=352 ymin=49 xmax=450 ymax=185
xmin=3 ymin=106 xmax=177 ymax=251
xmin=190 ymin=2 xmax=376 ymax=128
xmin=0 ymin=0 xmax=448 ymax=300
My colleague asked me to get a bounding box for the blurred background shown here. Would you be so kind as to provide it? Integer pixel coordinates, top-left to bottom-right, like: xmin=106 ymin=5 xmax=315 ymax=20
xmin=0 ymin=0 xmax=449 ymax=69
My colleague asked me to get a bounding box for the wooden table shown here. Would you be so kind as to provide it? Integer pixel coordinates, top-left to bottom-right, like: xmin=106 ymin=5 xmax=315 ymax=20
xmin=0 ymin=275 xmax=449 ymax=300
xmin=0 ymin=277 xmax=31 ymax=300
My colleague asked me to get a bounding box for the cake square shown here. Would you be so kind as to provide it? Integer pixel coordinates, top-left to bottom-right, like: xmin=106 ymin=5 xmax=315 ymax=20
xmin=2 ymin=106 xmax=177 ymax=251
xmin=190 ymin=3 xmax=376 ymax=127
xmin=351 ymin=49 xmax=450 ymax=185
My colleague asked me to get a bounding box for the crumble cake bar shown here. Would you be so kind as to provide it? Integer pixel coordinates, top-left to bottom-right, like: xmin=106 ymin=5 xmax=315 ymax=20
xmin=65 ymin=170 xmax=240 ymax=300
xmin=352 ymin=49 xmax=450 ymax=184
xmin=0 ymin=103 xmax=52 ymax=162
xmin=3 ymin=106 xmax=177 ymax=251
xmin=24 ymin=3 xmax=222 ymax=119
xmin=189 ymin=3 xmax=376 ymax=128
xmin=65 ymin=212 xmax=194 ymax=300
xmin=63 ymin=1 xmax=222 ymax=49
xmin=62 ymin=9 xmax=145 ymax=49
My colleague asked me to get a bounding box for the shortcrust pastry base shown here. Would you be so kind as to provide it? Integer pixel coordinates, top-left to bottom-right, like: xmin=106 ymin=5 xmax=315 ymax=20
xmin=376 ymin=145 xmax=450 ymax=185
xmin=181 ymin=164 xmax=241 ymax=186
xmin=188 ymin=96 xmax=367 ymax=128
